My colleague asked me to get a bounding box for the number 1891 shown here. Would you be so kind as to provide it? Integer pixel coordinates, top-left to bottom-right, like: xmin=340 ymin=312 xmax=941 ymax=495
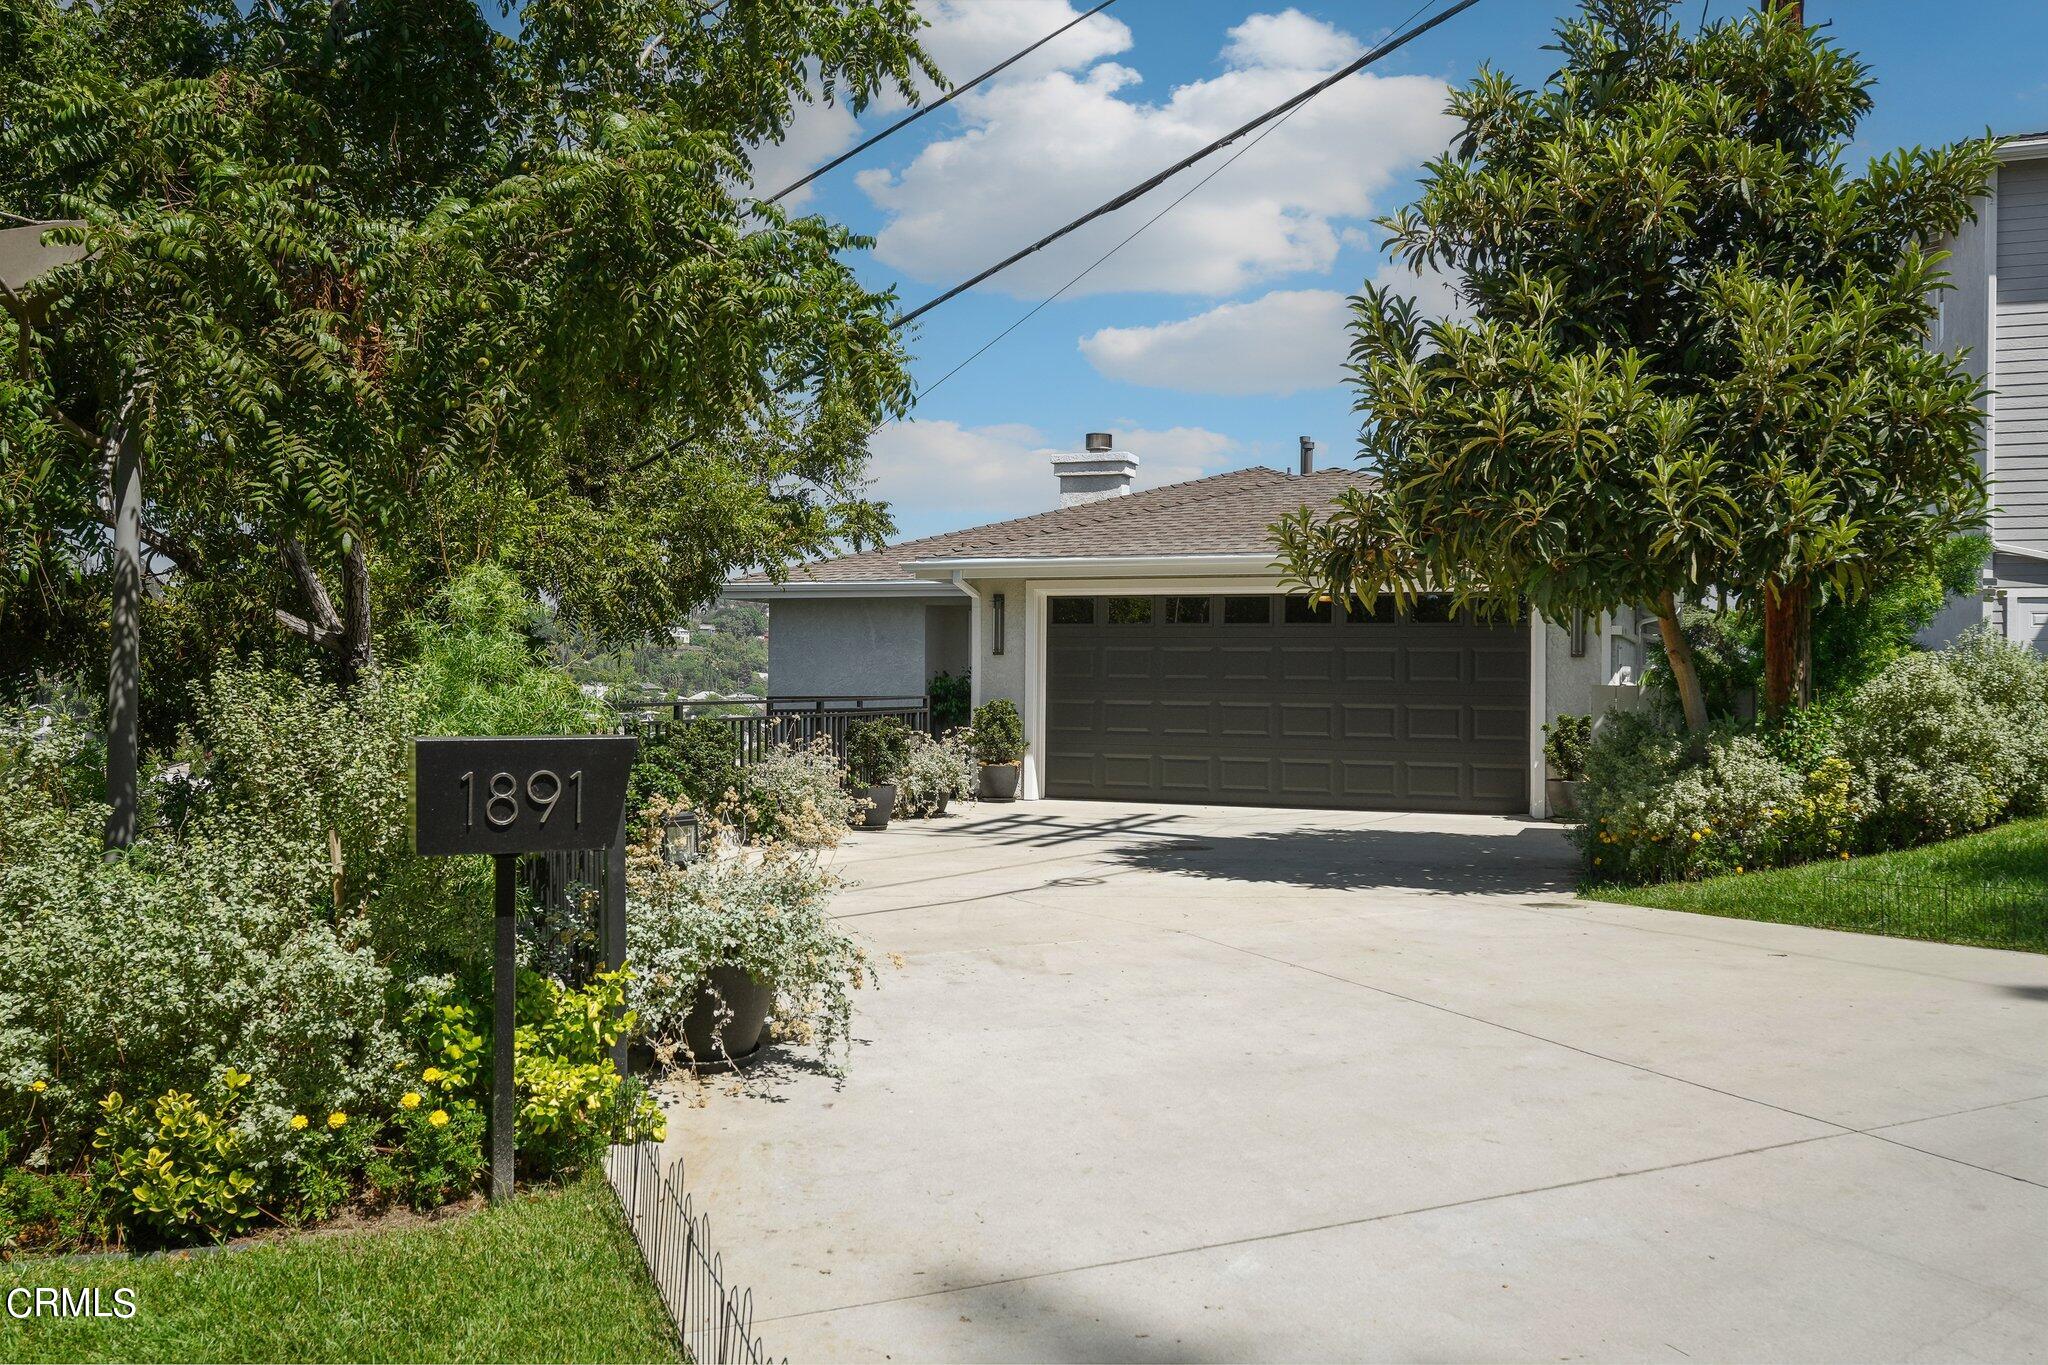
xmin=457 ymin=769 xmax=583 ymax=831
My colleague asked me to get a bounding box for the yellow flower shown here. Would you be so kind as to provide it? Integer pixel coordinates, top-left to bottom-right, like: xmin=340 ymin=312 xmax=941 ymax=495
xmin=1692 ymin=831 xmax=1704 ymax=842
xmin=1735 ymin=866 xmax=1744 ymax=874
xmin=400 ymin=1092 xmax=422 ymax=1110
xmin=290 ymin=1114 xmax=310 ymax=1130
xmin=429 ymin=1109 xmax=450 ymax=1128
xmin=446 ymin=1044 xmax=464 ymax=1060
xmin=1840 ymin=851 xmax=1851 ymax=861
xmin=422 ymin=1066 xmax=443 ymax=1083
xmin=327 ymin=1111 xmax=348 ymax=1130
xmin=29 ymin=1080 xmax=47 ymax=1093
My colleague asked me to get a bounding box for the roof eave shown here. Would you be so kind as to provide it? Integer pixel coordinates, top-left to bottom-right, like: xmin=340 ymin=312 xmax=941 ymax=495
xmin=724 ymin=578 xmax=969 ymax=601
xmin=1998 ymin=133 xmax=2048 ymax=162
xmin=903 ymin=552 xmax=1284 ymax=580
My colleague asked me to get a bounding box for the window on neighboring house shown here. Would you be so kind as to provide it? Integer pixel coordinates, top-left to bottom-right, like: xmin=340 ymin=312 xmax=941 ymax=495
xmin=1106 ymin=596 xmax=1153 ymax=625
xmin=1165 ymin=596 xmax=1211 ymax=624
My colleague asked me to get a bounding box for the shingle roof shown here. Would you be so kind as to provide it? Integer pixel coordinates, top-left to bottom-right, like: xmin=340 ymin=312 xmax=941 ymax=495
xmin=742 ymin=466 xmax=1374 ymax=584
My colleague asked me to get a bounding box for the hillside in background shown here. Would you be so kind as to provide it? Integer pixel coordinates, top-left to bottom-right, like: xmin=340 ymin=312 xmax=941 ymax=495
xmin=553 ymin=601 xmax=768 ymax=703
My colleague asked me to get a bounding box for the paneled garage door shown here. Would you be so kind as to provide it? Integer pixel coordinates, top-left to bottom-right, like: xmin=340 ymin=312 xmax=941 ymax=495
xmin=1045 ymin=593 xmax=1528 ymax=813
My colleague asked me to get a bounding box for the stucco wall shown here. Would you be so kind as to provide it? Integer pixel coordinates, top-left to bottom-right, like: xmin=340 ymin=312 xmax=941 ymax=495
xmin=969 ymin=577 xmax=1029 ymax=710
xmin=922 ymin=604 xmax=971 ymax=684
xmin=765 ymin=597 xmax=936 ymax=699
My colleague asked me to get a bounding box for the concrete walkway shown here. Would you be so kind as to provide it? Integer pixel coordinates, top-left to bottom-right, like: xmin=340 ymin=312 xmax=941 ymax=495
xmin=660 ymin=800 xmax=2048 ymax=1363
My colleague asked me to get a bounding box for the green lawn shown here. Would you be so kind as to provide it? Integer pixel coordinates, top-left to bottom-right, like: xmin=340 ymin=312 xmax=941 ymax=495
xmin=1587 ymin=817 xmax=2048 ymax=952
xmin=0 ymin=1173 xmax=680 ymax=1364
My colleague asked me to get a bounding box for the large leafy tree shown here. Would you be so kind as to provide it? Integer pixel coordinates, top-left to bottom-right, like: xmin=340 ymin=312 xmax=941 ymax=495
xmin=1274 ymin=0 xmax=1994 ymax=725
xmin=0 ymin=0 xmax=932 ymax=692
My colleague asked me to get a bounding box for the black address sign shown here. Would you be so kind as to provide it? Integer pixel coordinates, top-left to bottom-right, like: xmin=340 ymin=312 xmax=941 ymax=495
xmin=409 ymin=735 xmax=638 ymax=856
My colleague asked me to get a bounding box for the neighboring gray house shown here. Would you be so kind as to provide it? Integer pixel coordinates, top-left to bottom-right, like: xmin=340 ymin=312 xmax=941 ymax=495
xmin=1930 ymin=129 xmax=2048 ymax=649
xmin=730 ymin=436 xmax=1616 ymax=819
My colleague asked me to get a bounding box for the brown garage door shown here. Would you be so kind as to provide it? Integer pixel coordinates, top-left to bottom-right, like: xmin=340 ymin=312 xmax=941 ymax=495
xmin=1045 ymin=593 xmax=1528 ymax=813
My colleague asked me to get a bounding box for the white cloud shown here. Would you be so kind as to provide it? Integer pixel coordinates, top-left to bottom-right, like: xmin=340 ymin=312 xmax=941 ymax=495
xmin=1078 ymin=289 xmax=1350 ymax=395
xmin=859 ymin=10 xmax=1455 ymax=300
xmin=742 ymin=1 xmax=1128 ymax=207
xmin=1371 ymin=258 xmax=1470 ymax=322
xmin=865 ymin=418 xmax=1242 ymax=533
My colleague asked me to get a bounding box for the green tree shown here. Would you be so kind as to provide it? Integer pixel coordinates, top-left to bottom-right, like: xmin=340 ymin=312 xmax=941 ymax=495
xmin=1274 ymin=0 xmax=1993 ymax=727
xmin=0 ymin=0 xmax=933 ymax=689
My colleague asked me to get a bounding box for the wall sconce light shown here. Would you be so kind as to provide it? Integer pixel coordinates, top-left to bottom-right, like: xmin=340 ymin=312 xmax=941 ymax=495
xmin=992 ymin=593 xmax=1006 ymax=655
xmin=1569 ymin=610 xmax=1590 ymax=658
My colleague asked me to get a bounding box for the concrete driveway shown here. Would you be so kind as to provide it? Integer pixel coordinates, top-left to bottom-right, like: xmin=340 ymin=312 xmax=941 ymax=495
xmin=660 ymin=800 xmax=2048 ymax=1363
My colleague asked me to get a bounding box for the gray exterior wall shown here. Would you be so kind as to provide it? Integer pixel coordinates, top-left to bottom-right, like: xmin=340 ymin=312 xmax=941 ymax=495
xmin=1995 ymin=158 xmax=2048 ymax=557
xmin=922 ymin=604 xmax=971 ymax=683
xmin=764 ymin=597 xmax=946 ymax=699
xmin=968 ymin=577 xmax=1029 ymax=711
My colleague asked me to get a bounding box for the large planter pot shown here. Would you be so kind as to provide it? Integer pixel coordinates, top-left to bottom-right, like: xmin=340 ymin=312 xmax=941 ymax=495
xmin=1545 ymin=777 xmax=1582 ymax=819
xmin=979 ymin=763 xmax=1021 ymax=801
xmin=861 ymin=782 xmax=897 ymax=829
xmin=680 ymin=964 xmax=774 ymax=1066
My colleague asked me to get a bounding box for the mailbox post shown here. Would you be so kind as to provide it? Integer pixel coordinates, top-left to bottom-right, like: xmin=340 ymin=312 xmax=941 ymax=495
xmin=410 ymin=735 xmax=637 ymax=1204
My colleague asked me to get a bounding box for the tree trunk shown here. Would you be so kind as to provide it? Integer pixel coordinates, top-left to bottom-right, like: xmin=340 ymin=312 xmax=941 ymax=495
xmin=337 ymin=538 xmax=374 ymax=686
xmin=1761 ymin=580 xmax=1812 ymax=718
xmin=1654 ymin=591 xmax=1710 ymax=734
xmin=102 ymin=386 xmax=145 ymax=854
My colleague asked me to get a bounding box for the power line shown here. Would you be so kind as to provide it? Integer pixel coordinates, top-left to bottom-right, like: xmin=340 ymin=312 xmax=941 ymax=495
xmin=890 ymin=0 xmax=1486 ymax=331
xmin=913 ymin=0 xmax=1450 ymax=401
xmin=763 ymin=0 xmax=1123 ymax=206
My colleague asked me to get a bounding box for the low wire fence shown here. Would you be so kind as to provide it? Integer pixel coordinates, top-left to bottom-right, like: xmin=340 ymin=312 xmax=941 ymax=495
xmin=1791 ymin=870 xmax=2047 ymax=952
xmin=605 ymin=1142 xmax=781 ymax=1365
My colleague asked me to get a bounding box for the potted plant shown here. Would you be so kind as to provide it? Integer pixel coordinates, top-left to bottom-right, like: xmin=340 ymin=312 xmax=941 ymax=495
xmin=898 ymin=729 xmax=976 ymax=816
xmin=625 ymin=825 xmax=872 ymax=1072
xmin=844 ymin=717 xmax=912 ymax=829
xmin=971 ymin=699 xmax=1027 ymax=801
xmin=1543 ymin=713 xmax=1592 ymax=818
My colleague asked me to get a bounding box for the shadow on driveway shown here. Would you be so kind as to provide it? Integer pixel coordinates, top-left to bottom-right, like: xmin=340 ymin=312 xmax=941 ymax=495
xmin=1105 ymin=825 xmax=1579 ymax=896
xmin=912 ymin=1260 xmax=1260 ymax=1364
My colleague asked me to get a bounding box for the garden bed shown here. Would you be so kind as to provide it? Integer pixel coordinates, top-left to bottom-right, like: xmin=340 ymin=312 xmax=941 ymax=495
xmin=0 ymin=1173 xmax=678 ymax=1363
xmin=1587 ymin=817 xmax=2048 ymax=952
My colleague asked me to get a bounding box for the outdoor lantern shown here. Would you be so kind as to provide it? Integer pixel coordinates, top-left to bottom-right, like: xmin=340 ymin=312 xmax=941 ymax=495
xmin=660 ymin=808 xmax=702 ymax=867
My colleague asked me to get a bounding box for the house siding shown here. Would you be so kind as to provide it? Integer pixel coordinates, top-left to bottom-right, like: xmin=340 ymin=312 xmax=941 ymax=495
xmin=1996 ymin=158 xmax=2048 ymax=557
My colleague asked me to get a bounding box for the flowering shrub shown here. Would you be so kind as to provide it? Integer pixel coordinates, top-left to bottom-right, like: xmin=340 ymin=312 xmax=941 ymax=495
xmin=0 ymin=713 xmax=402 ymax=1179
xmin=625 ymin=830 xmax=872 ymax=1071
xmin=94 ymin=1068 xmax=263 ymax=1244
xmin=1933 ymin=627 xmax=2048 ymax=815
xmin=404 ymin=969 xmax=664 ymax=1176
xmin=897 ymin=729 xmax=975 ymax=816
xmin=1839 ymin=651 xmax=2015 ymax=844
xmin=732 ymin=738 xmax=859 ymax=846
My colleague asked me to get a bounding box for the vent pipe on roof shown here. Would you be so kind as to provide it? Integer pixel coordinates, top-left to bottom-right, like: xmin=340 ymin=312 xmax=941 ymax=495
xmin=1054 ymin=432 xmax=1138 ymax=507
xmin=1298 ymin=435 xmax=1315 ymax=476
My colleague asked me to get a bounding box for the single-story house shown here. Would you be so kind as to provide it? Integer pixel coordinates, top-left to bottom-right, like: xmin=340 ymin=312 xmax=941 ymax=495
xmin=730 ymin=436 xmax=1622 ymax=818
xmin=1928 ymin=129 xmax=2048 ymax=649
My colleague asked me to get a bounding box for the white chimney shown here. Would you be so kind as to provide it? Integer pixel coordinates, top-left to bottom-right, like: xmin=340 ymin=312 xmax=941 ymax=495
xmin=1053 ymin=432 xmax=1139 ymax=507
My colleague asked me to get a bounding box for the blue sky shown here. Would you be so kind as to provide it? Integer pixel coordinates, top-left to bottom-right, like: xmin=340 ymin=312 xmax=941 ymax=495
xmin=753 ymin=0 xmax=2048 ymax=540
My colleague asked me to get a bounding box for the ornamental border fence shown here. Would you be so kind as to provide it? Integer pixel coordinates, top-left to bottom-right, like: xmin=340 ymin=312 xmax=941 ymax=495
xmin=604 ymin=1142 xmax=782 ymax=1365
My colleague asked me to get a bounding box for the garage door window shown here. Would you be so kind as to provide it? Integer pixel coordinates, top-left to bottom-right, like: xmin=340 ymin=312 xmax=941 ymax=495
xmin=1283 ymin=595 xmax=1333 ymax=624
xmin=1166 ymin=596 xmax=1211 ymax=624
xmin=1222 ymin=595 xmax=1271 ymax=624
xmin=1106 ymin=596 xmax=1153 ymax=625
xmin=1051 ymin=597 xmax=1093 ymax=626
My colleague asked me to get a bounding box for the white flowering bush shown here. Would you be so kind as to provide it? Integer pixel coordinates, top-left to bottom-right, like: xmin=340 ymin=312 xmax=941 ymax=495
xmin=624 ymin=823 xmax=872 ymax=1071
xmin=1839 ymin=651 xmax=2017 ymax=844
xmin=897 ymin=729 xmax=975 ymax=816
xmin=1933 ymin=627 xmax=2048 ymax=815
xmin=733 ymin=738 xmax=860 ymax=846
xmin=0 ymin=705 xmax=402 ymax=1180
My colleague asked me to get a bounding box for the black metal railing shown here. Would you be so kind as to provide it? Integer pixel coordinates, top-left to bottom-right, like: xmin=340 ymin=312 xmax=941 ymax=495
xmin=605 ymin=1143 xmax=781 ymax=1365
xmin=623 ymin=696 xmax=931 ymax=766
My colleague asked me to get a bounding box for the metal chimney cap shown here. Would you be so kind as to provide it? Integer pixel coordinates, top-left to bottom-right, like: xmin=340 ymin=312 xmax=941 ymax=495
xmin=1084 ymin=431 xmax=1114 ymax=453
xmin=1297 ymin=435 xmax=1316 ymax=476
